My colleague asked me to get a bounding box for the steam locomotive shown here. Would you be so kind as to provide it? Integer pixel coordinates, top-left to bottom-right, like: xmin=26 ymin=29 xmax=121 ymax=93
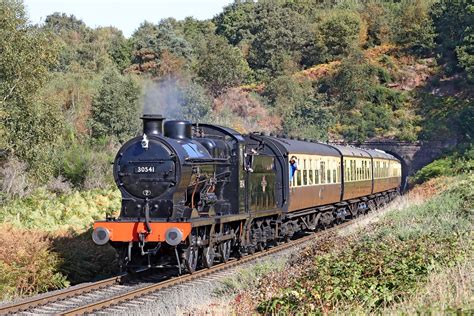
xmin=92 ymin=115 xmax=402 ymax=273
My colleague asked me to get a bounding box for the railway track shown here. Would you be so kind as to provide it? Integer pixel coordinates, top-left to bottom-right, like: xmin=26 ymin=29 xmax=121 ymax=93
xmin=0 ymin=199 xmax=397 ymax=315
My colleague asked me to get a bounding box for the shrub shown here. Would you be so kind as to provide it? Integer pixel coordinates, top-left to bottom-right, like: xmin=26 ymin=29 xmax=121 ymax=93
xmin=58 ymin=141 xmax=116 ymax=190
xmin=0 ymin=225 xmax=69 ymax=300
xmin=0 ymin=157 xmax=32 ymax=199
xmin=0 ymin=188 xmax=121 ymax=231
xmin=412 ymin=145 xmax=474 ymax=184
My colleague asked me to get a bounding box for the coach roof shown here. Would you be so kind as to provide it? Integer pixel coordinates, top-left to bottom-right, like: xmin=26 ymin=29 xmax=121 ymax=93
xmin=264 ymin=136 xmax=341 ymax=157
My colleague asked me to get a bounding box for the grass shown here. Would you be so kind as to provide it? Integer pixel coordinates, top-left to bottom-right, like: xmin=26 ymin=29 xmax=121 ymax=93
xmin=256 ymin=174 xmax=473 ymax=314
xmin=217 ymin=260 xmax=287 ymax=296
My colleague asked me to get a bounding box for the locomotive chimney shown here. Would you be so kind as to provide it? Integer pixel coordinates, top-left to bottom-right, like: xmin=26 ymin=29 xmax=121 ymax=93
xmin=141 ymin=114 xmax=164 ymax=136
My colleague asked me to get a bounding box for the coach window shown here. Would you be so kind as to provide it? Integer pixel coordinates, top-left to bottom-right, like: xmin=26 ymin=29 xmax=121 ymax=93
xmin=344 ymin=159 xmax=348 ymax=181
xmin=315 ymin=163 xmax=320 ymax=184
xmin=296 ymin=167 xmax=301 ymax=186
xmin=359 ymin=161 xmax=362 ymax=180
xmin=308 ymin=159 xmax=314 ymax=185
xmin=347 ymin=160 xmax=351 ymax=181
xmin=349 ymin=160 xmax=352 ymax=181
xmin=351 ymin=160 xmax=355 ymax=181
xmin=320 ymin=161 xmax=326 ymax=184
xmin=303 ymin=159 xmax=308 ymax=185
xmin=337 ymin=162 xmax=341 ymax=182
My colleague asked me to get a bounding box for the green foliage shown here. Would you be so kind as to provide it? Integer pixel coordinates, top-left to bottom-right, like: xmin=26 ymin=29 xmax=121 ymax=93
xmin=326 ymin=53 xmax=410 ymax=141
xmin=284 ymin=95 xmax=335 ymax=141
xmin=259 ymin=175 xmax=473 ymax=313
xmin=360 ymin=2 xmax=393 ymax=47
xmin=89 ymin=68 xmax=141 ymax=142
xmin=177 ymin=81 xmax=213 ymax=121
xmin=0 ymin=0 xmax=63 ymax=180
xmin=247 ymin=1 xmax=312 ymax=77
xmin=412 ymin=145 xmax=474 ymax=184
xmin=58 ymin=141 xmax=115 ymax=189
xmin=130 ymin=19 xmax=193 ymax=76
xmin=195 ymin=35 xmax=251 ymax=95
xmin=392 ymin=0 xmax=436 ymax=55
xmin=432 ymin=1 xmax=474 ymax=77
xmin=214 ymin=0 xmax=256 ymax=46
xmin=456 ymin=25 xmax=474 ymax=82
xmin=316 ymin=10 xmax=362 ymax=61
xmin=0 ymin=187 xmax=120 ymax=231
xmin=417 ymin=93 xmax=474 ymax=142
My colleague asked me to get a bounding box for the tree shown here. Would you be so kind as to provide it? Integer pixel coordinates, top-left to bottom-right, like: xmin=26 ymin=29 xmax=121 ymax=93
xmin=247 ymin=1 xmax=312 ymax=77
xmin=432 ymin=1 xmax=474 ymax=79
xmin=456 ymin=27 xmax=474 ymax=81
xmin=283 ymin=95 xmax=335 ymax=141
xmin=196 ymin=35 xmax=251 ymax=95
xmin=359 ymin=2 xmax=393 ymax=47
xmin=1 ymin=0 xmax=63 ymax=179
xmin=89 ymin=68 xmax=141 ymax=142
xmin=130 ymin=19 xmax=193 ymax=77
xmin=214 ymin=0 xmax=257 ymax=46
xmin=393 ymin=0 xmax=435 ymax=55
xmin=317 ymin=10 xmax=362 ymax=61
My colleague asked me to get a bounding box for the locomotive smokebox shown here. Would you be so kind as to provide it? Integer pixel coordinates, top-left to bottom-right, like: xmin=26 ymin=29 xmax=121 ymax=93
xmin=141 ymin=114 xmax=164 ymax=136
xmin=164 ymin=120 xmax=192 ymax=139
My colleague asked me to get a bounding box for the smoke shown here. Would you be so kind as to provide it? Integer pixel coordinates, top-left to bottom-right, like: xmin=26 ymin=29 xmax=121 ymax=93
xmin=142 ymin=78 xmax=184 ymax=119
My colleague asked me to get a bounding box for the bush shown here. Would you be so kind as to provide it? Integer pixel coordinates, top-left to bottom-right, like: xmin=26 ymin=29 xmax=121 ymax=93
xmin=0 ymin=157 xmax=32 ymax=199
xmin=0 ymin=188 xmax=121 ymax=231
xmin=412 ymin=145 xmax=474 ymax=184
xmin=58 ymin=140 xmax=116 ymax=190
xmin=0 ymin=225 xmax=69 ymax=300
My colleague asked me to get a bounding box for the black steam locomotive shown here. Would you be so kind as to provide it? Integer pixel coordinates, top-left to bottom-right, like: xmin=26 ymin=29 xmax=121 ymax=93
xmin=92 ymin=115 xmax=401 ymax=272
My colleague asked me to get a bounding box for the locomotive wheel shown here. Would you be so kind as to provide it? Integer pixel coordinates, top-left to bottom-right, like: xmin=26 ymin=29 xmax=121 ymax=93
xmin=184 ymin=246 xmax=199 ymax=273
xmin=202 ymin=245 xmax=216 ymax=268
xmin=219 ymin=241 xmax=232 ymax=263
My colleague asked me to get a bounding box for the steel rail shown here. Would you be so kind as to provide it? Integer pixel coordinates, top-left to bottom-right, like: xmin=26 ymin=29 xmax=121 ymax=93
xmin=0 ymin=274 xmax=125 ymax=314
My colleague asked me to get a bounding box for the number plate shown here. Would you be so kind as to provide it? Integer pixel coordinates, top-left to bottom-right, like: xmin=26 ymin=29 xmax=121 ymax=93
xmin=134 ymin=166 xmax=156 ymax=173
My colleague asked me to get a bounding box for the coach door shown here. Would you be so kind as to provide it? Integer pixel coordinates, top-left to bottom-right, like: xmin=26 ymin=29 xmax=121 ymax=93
xmin=247 ymin=155 xmax=277 ymax=212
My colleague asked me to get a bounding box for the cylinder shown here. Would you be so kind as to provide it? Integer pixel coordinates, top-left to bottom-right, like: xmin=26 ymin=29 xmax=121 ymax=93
xmin=141 ymin=114 xmax=164 ymax=136
xmin=163 ymin=120 xmax=192 ymax=140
